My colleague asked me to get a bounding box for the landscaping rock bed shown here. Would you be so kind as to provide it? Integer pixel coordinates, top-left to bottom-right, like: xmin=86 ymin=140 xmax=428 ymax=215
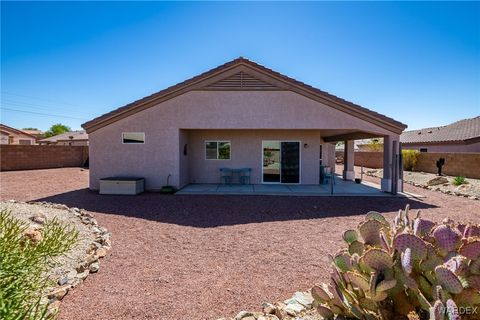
xmin=218 ymin=290 xmax=322 ymax=320
xmin=365 ymin=169 xmax=480 ymax=200
xmin=0 ymin=200 xmax=111 ymax=315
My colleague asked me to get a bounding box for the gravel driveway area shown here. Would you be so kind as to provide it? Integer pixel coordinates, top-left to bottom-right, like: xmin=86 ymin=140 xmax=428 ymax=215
xmin=1 ymin=167 xmax=479 ymax=320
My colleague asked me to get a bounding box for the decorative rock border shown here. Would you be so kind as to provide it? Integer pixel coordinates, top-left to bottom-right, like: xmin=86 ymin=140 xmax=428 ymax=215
xmin=218 ymin=290 xmax=320 ymax=320
xmin=363 ymin=172 xmax=479 ymax=201
xmin=3 ymin=200 xmax=112 ymax=316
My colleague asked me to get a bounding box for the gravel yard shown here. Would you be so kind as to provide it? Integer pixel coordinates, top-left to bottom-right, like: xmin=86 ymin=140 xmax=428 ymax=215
xmin=363 ymin=167 xmax=480 ymax=199
xmin=1 ymin=167 xmax=479 ymax=320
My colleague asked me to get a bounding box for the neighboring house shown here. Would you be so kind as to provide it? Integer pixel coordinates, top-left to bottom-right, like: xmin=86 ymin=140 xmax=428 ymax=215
xmin=82 ymin=57 xmax=407 ymax=192
xmin=401 ymin=116 xmax=480 ymax=153
xmin=21 ymin=129 xmax=45 ymax=142
xmin=0 ymin=124 xmax=37 ymax=145
xmin=38 ymin=131 xmax=89 ymax=146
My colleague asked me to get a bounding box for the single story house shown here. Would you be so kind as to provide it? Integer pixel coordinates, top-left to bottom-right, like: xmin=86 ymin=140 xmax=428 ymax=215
xmin=0 ymin=124 xmax=37 ymax=145
xmin=21 ymin=129 xmax=45 ymax=141
xmin=400 ymin=116 xmax=480 ymax=153
xmin=82 ymin=58 xmax=407 ymax=193
xmin=38 ymin=131 xmax=89 ymax=146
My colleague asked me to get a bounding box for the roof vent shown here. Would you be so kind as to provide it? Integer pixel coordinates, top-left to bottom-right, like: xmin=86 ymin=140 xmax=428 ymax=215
xmin=205 ymin=71 xmax=279 ymax=90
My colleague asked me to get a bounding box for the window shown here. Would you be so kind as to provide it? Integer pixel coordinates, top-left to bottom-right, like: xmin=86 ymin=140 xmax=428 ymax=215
xmin=420 ymin=148 xmax=428 ymax=153
xmin=122 ymin=132 xmax=145 ymax=144
xmin=205 ymin=141 xmax=230 ymax=160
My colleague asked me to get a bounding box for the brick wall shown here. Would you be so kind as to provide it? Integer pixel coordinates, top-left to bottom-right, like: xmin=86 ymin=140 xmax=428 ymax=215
xmin=335 ymin=151 xmax=384 ymax=168
xmin=414 ymin=152 xmax=480 ymax=179
xmin=337 ymin=151 xmax=480 ymax=179
xmin=0 ymin=145 xmax=89 ymax=171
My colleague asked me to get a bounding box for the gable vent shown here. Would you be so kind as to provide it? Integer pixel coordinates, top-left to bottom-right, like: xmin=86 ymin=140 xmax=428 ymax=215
xmin=205 ymin=71 xmax=279 ymax=89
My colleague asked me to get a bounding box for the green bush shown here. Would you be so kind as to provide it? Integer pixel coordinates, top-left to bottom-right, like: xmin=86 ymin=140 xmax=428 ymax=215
xmin=312 ymin=205 xmax=480 ymax=319
xmin=402 ymin=149 xmax=420 ymax=171
xmin=453 ymin=176 xmax=467 ymax=186
xmin=0 ymin=210 xmax=78 ymax=319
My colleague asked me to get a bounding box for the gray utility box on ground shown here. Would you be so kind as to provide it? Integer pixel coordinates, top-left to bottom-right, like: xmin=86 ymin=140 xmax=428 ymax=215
xmin=99 ymin=177 xmax=145 ymax=195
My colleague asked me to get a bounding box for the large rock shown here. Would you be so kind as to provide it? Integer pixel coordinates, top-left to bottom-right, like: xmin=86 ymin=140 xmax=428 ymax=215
xmin=427 ymin=176 xmax=449 ymax=186
xmin=291 ymin=291 xmax=314 ymax=308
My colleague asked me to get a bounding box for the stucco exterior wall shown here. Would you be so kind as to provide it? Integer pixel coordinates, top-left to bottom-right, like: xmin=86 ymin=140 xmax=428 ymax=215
xmin=88 ymin=91 xmax=397 ymax=190
xmin=185 ymin=129 xmax=321 ymax=185
xmin=402 ymin=142 xmax=480 ymax=153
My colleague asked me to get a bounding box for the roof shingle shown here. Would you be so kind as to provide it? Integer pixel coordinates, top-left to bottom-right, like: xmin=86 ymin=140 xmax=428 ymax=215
xmin=400 ymin=116 xmax=480 ymax=144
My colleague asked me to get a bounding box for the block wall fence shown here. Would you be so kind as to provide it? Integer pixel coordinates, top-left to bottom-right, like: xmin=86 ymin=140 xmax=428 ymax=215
xmin=0 ymin=145 xmax=88 ymax=171
xmin=336 ymin=151 xmax=480 ymax=179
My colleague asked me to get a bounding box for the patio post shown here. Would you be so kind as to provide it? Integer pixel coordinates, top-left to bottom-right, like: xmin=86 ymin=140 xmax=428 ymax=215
xmin=342 ymin=140 xmax=355 ymax=180
xmin=381 ymin=135 xmax=403 ymax=193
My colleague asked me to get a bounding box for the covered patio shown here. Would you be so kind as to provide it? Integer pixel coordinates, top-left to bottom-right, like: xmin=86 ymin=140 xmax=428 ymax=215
xmin=176 ymin=173 xmax=415 ymax=197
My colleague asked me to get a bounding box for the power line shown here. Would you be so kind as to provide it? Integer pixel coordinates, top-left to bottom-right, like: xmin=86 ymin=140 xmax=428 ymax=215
xmin=1 ymin=91 xmax=83 ymax=108
xmin=1 ymin=99 xmax=87 ymax=116
xmin=0 ymin=106 xmax=88 ymax=120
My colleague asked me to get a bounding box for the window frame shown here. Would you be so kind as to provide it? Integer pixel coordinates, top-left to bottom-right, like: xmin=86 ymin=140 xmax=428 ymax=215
xmin=205 ymin=140 xmax=231 ymax=160
xmin=122 ymin=132 xmax=145 ymax=144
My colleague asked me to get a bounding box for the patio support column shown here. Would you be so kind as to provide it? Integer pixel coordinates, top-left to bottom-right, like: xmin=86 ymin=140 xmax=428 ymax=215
xmin=342 ymin=140 xmax=355 ymax=180
xmin=381 ymin=135 xmax=403 ymax=193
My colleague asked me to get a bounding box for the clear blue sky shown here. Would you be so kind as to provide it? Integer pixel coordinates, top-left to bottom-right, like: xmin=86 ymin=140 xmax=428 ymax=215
xmin=1 ymin=1 xmax=479 ymax=131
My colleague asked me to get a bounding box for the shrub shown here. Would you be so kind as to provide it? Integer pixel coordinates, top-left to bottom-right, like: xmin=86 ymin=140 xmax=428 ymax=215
xmin=453 ymin=176 xmax=468 ymax=186
xmin=0 ymin=210 xmax=78 ymax=319
xmin=402 ymin=149 xmax=420 ymax=171
xmin=312 ymin=205 xmax=480 ymax=320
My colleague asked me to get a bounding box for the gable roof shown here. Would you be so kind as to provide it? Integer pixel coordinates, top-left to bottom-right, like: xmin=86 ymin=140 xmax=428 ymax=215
xmin=400 ymin=116 xmax=480 ymax=144
xmin=82 ymin=57 xmax=407 ymax=134
xmin=39 ymin=130 xmax=88 ymax=143
xmin=0 ymin=124 xmax=37 ymax=139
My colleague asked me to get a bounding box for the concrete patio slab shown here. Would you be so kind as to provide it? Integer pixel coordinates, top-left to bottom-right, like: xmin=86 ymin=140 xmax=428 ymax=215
xmin=176 ymin=177 xmax=422 ymax=197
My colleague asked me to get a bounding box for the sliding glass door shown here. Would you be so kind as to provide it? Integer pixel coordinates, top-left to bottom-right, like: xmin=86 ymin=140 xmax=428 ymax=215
xmin=262 ymin=141 xmax=300 ymax=183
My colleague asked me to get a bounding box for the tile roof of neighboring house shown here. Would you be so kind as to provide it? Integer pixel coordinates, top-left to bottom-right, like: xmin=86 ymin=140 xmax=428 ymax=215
xmin=0 ymin=123 xmax=37 ymax=138
xmin=400 ymin=116 xmax=480 ymax=144
xmin=82 ymin=57 xmax=407 ymax=134
xmin=39 ymin=130 xmax=88 ymax=143
xmin=21 ymin=129 xmax=44 ymax=136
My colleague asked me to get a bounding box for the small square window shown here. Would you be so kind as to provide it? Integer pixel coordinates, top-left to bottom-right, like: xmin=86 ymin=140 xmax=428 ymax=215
xmin=420 ymin=148 xmax=428 ymax=153
xmin=205 ymin=141 xmax=230 ymax=160
xmin=122 ymin=132 xmax=145 ymax=144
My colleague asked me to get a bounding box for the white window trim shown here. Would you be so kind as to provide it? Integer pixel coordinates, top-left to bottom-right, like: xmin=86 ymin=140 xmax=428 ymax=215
xmin=205 ymin=140 xmax=231 ymax=160
xmin=122 ymin=132 xmax=145 ymax=144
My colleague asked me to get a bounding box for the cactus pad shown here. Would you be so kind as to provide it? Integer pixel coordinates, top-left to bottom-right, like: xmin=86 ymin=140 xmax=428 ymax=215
xmin=334 ymin=252 xmax=352 ymax=272
xmin=413 ymin=217 xmax=435 ymax=237
xmin=362 ymin=248 xmax=393 ymax=271
xmin=346 ymin=272 xmax=370 ymax=291
xmin=316 ymin=305 xmax=334 ymax=319
xmin=445 ymin=299 xmax=460 ymax=320
xmin=348 ymin=240 xmax=365 ymax=256
xmin=433 ymin=225 xmax=461 ymax=253
xmin=342 ymin=229 xmax=358 ymax=244
xmin=365 ymin=211 xmax=388 ymax=225
xmin=463 ymin=224 xmax=480 ymax=238
xmin=393 ymin=233 xmax=428 ymax=260
xmin=311 ymin=284 xmax=332 ymax=302
xmin=359 ymin=219 xmax=383 ymax=246
xmin=459 ymin=239 xmax=480 ymax=260
xmin=467 ymin=275 xmax=480 ymax=290
xmin=435 ymin=266 xmax=464 ymax=294
xmin=470 ymin=257 xmax=480 ymax=275
xmin=376 ymin=279 xmax=397 ymax=292
xmin=401 ymin=248 xmax=413 ymax=275
xmin=430 ymin=300 xmax=445 ymax=320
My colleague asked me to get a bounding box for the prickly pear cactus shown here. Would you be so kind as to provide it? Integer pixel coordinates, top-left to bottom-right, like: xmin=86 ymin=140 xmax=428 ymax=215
xmin=312 ymin=205 xmax=480 ymax=320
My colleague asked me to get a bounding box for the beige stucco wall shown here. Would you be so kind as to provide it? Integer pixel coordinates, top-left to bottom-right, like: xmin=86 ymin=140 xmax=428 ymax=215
xmin=402 ymin=142 xmax=480 ymax=153
xmin=186 ymin=129 xmax=322 ymax=185
xmin=88 ymin=90 xmax=396 ymax=190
